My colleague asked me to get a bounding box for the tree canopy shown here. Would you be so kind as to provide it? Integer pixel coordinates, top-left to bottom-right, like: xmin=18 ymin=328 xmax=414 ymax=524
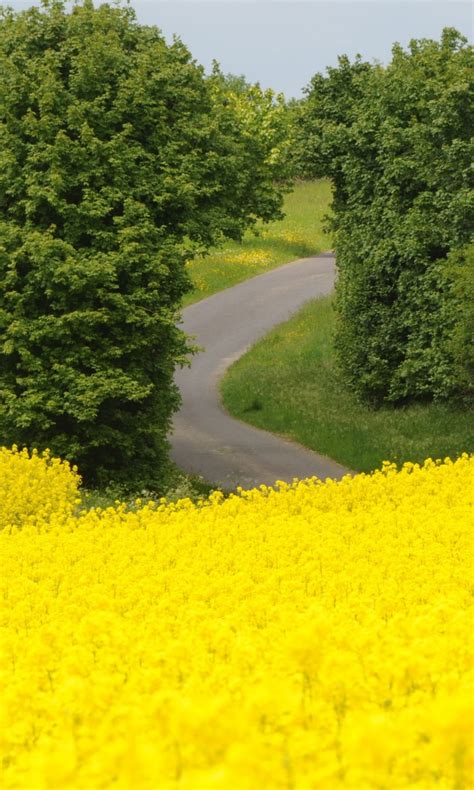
xmin=0 ymin=0 xmax=290 ymax=489
xmin=298 ymin=29 xmax=473 ymax=403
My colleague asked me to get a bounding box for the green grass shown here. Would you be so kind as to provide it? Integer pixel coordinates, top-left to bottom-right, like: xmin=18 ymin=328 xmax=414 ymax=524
xmin=221 ymin=295 xmax=473 ymax=473
xmin=183 ymin=179 xmax=332 ymax=306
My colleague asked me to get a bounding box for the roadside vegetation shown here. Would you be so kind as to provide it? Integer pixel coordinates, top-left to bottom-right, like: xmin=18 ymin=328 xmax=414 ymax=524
xmin=183 ymin=179 xmax=332 ymax=305
xmin=79 ymin=468 xmax=216 ymax=511
xmin=221 ymin=295 xmax=473 ymax=473
xmin=0 ymin=0 xmax=290 ymax=495
xmin=223 ymin=28 xmax=473 ymax=474
xmin=296 ymin=28 xmax=473 ymax=405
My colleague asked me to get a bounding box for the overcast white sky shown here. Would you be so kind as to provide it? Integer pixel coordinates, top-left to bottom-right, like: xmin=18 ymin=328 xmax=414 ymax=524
xmin=5 ymin=1 xmax=473 ymax=96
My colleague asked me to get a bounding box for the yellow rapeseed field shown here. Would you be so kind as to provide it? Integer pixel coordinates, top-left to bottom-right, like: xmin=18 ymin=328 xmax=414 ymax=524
xmin=1 ymin=448 xmax=473 ymax=789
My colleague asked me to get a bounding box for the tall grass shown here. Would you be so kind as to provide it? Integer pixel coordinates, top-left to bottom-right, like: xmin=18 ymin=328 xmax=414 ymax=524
xmin=183 ymin=180 xmax=332 ymax=305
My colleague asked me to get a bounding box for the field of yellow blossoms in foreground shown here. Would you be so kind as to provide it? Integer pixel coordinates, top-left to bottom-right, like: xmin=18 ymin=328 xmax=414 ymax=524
xmin=1 ymin=448 xmax=473 ymax=789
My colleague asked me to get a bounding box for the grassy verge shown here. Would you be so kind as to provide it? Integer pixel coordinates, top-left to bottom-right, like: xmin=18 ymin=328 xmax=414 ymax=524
xmin=221 ymin=295 xmax=473 ymax=473
xmin=183 ymin=179 xmax=332 ymax=305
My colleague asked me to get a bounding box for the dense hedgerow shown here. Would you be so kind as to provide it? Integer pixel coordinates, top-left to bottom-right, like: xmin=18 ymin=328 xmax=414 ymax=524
xmin=299 ymin=29 xmax=474 ymax=403
xmin=1 ymin=447 xmax=473 ymax=788
xmin=0 ymin=1 xmax=289 ymax=490
xmin=443 ymin=242 xmax=474 ymax=401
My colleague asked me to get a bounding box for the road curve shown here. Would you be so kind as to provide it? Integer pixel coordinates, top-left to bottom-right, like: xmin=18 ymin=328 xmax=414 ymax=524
xmin=170 ymin=254 xmax=350 ymax=490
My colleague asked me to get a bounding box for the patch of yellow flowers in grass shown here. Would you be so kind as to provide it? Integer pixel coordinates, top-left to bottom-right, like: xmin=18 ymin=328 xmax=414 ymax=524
xmin=260 ymin=228 xmax=308 ymax=246
xmin=212 ymin=249 xmax=273 ymax=267
xmin=1 ymin=449 xmax=473 ymax=789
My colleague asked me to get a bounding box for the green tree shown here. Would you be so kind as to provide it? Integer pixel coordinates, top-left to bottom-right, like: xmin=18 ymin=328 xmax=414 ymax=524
xmin=299 ymin=30 xmax=473 ymax=403
xmin=208 ymin=63 xmax=292 ymax=223
xmin=441 ymin=243 xmax=474 ymax=401
xmin=210 ymin=68 xmax=252 ymax=96
xmin=0 ymin=0 xmax=288 ymax=489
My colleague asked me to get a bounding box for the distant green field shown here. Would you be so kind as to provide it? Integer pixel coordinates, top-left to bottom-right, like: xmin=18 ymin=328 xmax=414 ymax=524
xmin=221 ymin=295 xmax=473 ymax=474
xmin=183 ymin=180 xmax=332 ymax=305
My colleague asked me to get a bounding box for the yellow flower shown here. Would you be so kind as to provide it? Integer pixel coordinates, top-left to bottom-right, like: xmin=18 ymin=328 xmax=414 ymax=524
xmin=1 ymin=450 xmax=473 ymax=788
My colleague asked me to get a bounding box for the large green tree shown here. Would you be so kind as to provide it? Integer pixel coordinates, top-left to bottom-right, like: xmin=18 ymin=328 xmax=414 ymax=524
xmin=299 ymin=30 xmax=473 ymax=403
xmin=0 ymin=0 xmax=289 ymax=489
xmin=208 ymin=63 xmax=292 ymax=221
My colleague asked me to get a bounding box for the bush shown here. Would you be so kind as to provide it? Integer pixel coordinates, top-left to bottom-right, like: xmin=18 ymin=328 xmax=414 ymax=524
xmin=442 ymin=243 xmax=474 ymax=401
xmin=299 ymin=29 xmax=473 ymax=403
xmin=0 ymin=1 xmax=288 ymax=489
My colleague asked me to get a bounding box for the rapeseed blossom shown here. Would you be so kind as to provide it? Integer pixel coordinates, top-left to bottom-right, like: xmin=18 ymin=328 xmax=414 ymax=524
xmin=1 ymin=449 xmax=473 ymax=788
xmin=0 ymin=446 xmax=80 ymax=530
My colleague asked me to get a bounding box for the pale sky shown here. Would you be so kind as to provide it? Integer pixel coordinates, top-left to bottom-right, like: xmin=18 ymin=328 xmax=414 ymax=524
xmin=5 ymin=1 xmax=473 ymax=97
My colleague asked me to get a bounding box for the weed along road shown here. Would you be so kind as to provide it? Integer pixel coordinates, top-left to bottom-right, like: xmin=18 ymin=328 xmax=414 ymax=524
xmin=170 ymin=254 xmax=349 ymax=490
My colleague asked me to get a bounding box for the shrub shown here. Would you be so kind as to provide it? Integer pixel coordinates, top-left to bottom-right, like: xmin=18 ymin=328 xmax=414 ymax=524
xmin=299 ymin=29 xmax=473 ymax=403
xmin=442 ymin=242 xmax=474 ymax=400
xmin=0 ymin=1 xmax=289 ymax=490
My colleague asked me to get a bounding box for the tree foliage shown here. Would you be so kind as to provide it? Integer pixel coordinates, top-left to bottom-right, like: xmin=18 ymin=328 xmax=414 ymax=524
xmin=0 ymin=0 xmax=289 ymax=489
xmin=208 ymin=63 xmax=292 ymax=219
xmin=299 ymin=29 xmax=474 ymax=403
xmin=442 ymin=242 xmax=474 ymax=401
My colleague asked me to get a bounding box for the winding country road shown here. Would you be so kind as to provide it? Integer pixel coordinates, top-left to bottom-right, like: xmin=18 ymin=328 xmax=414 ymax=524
xmin=170 ymin=254 xmax=350 ymax=490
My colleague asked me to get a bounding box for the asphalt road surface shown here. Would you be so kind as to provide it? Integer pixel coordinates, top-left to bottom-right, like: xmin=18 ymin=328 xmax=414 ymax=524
xmin=170 ymin=254 xmax=350 ymax=490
